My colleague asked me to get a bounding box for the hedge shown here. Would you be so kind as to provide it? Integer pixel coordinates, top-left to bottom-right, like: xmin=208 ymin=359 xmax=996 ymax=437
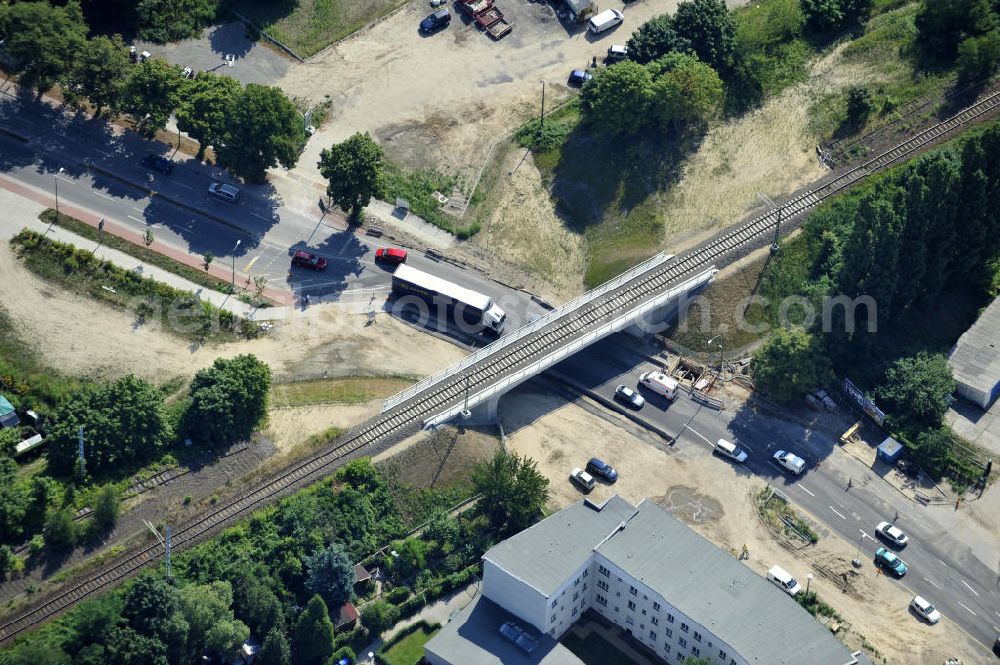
xmin=375 ymin=620 xmax=442 ymax=665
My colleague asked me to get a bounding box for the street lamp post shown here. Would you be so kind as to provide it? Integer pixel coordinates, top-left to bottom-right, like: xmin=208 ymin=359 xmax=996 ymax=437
xmin=45 ymin=167 xmax=66 ymax=237
xmin=707 ymin=334 xmax=725 ymax=380
xmin=806 ymin=573 xmax=813 ymax=594
xmin=853 ymin=531 xmax=866 ymax=568
xmin=231 ymin=239 xmax=241 ymax=291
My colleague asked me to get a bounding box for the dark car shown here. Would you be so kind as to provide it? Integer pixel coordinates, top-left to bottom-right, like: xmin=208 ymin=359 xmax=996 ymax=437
xmin=586 ymin=458 xmax=618 ymax=483
xmin=140 ymin=153 xmax=173 ymax=174
xmin=568 ymin=69 xmax=593 ymax=87
xmin=874 ymin=547 xmax=908 ymax=577
xmin=375 ymin=247 xmax=408 ymax=264
xmin=420 ymin=8 xmax=451 ymax=33
xmin=614 ymin=384 xmax=645 ymax=409
xmin=292 ymin=250 xmax=327 ymax=271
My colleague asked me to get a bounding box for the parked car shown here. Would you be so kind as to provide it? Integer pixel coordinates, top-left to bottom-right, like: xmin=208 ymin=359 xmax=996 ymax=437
xmin=910 ymin=596 xmax=941 ymax=624
xmin=773 ymin=450 xmax=806 ymax=475
xmin=875 ymin=521 xmax=910 ymax=548
xmin=420 ymin=8 xmax=451 ymax=32
xmin=568 ymin=69 xmax=593 ymax=87
xmin=714 ymin=438 xmax=748 ymax=464
xmin=292 ymin=250 xmax=327 ymax=271
xmin=766 ymin=565 xmax=802 ymax=597
xmin=375 ymin=247 xmax=408 ymax=264
xmin=606 ymin=44 xmax=628 ymax=62
xmin=588 ymin=8 xmax=624 ymax=34
xmin=140 ymin=153 xmax=173 ymax=174
xmin=569 ymin=467 xmax=596 ymax=491
xmin=874 ymin=547 xmax=908 ymax=577
xmin=586 ymin=458 xmax=618 ymax=483
xmin=614 ymin=384 xmax=645 ymax=409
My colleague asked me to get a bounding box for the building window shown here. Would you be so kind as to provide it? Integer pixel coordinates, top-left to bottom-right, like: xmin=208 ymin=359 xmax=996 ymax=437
xmin=653 ymin=601 xmax=661 ymax=611
xmin=691 ymin=646 xmax=700 ymax=657
xmin=574 ymin=577 xmax=580 ymax=586
xmin=573 ymin=592 xmax=579 ymax=602
xmin=598 ymin=580 xmax=609 ymax=591
xmin=572 ymin=607 xmax=578 ymax=616
xmin=550 ymin=614 xmax=556 ymax=623
xmin=625 ymin=616 xmax=634 ymax=626
xmin=583 ymin=569 xmax=589 ymax=578
xmin=680 ymin=622 xmax=689 ymax=633
xmin=664 ymin=644 xmax=671 ymax=654
xmin=598 ymin=565 xmax=610 ymax=578
xmin=583 ymin=583 xmax=588 ymax=591
xmin=730 ymin=660 xmax=737 ymax=665
xmin=627 ymin=600 xmax=636 ymax=611
xmin=665 ymin=628 xmax=672 ymax=638
xmin=678 ymin=637 xmax=687 ymax=648
xmin=719 ymin=650 xmax=727 ymax=660
xmin=649 ymin=631 xmax=657 ymax=641
xmin=666 ymin=613 xmax=675 ymax=623
xmin=596 ymin=594 xmax=607 ymax=606
xmin=551 ymin=599 xmax=558 ymax=608
xmin=694 ymin=631 xmax=702 ymax=642
xmin=629 ymin=586 xmax=638 ymax=596
xmin=651 ymin=616 xmax=659 ymax=626
xmin=641 ymin=609 xmax=647 ymax=616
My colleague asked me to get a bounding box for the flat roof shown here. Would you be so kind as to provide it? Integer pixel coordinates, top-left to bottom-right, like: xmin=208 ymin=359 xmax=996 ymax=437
xmin=482 ymin=495 xmax=636 ymax=596
xmin=949 ymin=296 xmax=1000 ymax=395
xmin=424 ymin=596 xmax=583 ymax=665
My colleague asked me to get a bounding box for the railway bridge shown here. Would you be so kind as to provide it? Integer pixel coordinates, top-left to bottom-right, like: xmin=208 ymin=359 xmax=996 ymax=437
xmin=2 ymin=89 xmax=998 ymax=644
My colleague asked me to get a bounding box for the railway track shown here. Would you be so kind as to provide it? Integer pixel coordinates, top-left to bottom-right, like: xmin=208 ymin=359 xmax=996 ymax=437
xmin=1 ymin=87 xmax=997 ymax=646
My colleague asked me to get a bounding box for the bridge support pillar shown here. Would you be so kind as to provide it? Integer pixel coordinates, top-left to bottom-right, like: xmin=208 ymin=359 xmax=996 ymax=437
xmin=453 ymin=395 xmax=501 ymax=427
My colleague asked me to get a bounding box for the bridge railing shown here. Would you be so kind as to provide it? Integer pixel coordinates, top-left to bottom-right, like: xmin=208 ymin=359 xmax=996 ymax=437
xmin=383 ymin=252 xmax=673 ymax=412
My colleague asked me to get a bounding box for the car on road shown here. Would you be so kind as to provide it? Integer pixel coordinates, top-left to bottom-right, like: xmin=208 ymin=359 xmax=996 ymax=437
xmin=568 ymin=69 xmax=593 ymax=87
xmin=140 ymin=153 xmax=173 ymax=174
xmin=375 ymin=247 xmax=408 ymax=265
xmin=874 ymin=547 xmax=908 ymax=577
xmin=208 ymin=182 xmax=240 ymax=203
xmin=420 ymin=8 xmax=451 ymax=33
xmin=909 ymin=595 xmax=941 ymax=624
xmin=773 ymin=450 xmax=806 ymax=475
xmin=569 ymin=467 xmax=596 ymax=491
xmin=714 ymin=438 xmax=748 ymax=464
xmin=586 ymin=458 xmax=618 ymax=483
xmin=875 ymin=521 xmax=909 ymax=548
xmin=614 ymin=384 xmax=645 ymax=409
xmin=291 ymin=250 xmax=327 ymax=271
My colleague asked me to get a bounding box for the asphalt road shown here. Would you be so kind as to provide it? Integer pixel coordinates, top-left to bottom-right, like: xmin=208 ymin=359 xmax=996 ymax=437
xmin=0 ymin=90 xmax=542 ymax=335
xmin=556 ymin=337 xmax=1000 ymax=655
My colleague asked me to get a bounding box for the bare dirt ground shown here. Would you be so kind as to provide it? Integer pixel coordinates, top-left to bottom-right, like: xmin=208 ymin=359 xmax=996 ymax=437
xmin=265 ymin=402 xmax=382 ymax=453
xmin=374 ymin=425 xmax=500 ymax=489
xmin=499 ymin=386 xmax=985 ymax=665
xmin=0 ymin=242 xmax=465 ymax=386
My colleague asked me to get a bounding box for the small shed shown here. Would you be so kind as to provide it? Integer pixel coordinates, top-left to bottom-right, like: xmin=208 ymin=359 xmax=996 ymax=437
xmin=564 ymin=0 xmax=596 ymax=22
xmin=227 ymin=639 xmax=259 ymax=665
xmin=353 ymin=563 xmax=371 ymax=586
xmin=877 ymin=436 xmax=904 ymax=463
xmin=336 ymin=601 xmax=359 ymax=631
xmin=0 ymin=396 xmax=19 ymax=428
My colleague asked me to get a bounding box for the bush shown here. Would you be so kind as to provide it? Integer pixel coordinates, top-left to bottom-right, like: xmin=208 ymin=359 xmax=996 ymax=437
xmin=515 ymin=118 xmax=574 ymax=153
xmin=384 ymin=586 xmax=412 ymax=604
xmin=331 ymin=646 xmax=356 ymax=663
xmin=43 ymin=508 xmax=78 ymax=551
xmin=360 ymin=600 xmax=400 ymax=635
xmin=397 ymin=593 xmax=427 ymax=620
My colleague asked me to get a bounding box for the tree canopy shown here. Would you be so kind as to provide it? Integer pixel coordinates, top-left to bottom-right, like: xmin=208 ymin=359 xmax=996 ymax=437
xmin=876 ymin=353 xmax=956 ymax=433
xmin=317 ymin=132 xmax=386 ymax=222
xmin=115 ymin=59 xmax=186 ymax=136
xmin=649 ymin=52 xmax=724 ymax=127
xmin=579 ymin=60 xmax=655 ymax=134
xmin=1 ymin=1 xmax=88 ymax=94
xmin=915 ymin=0 xmax=997 ymax=58
xmin=64 ymin=35 xmax=130 ymax=114
xmin=136 ymin=0 xmax=220 ymax=43
xmin=216 ymin=84 xmax=305 ymax=183
xmin=472 ymin=448 xmax=549 ymax=534
xmin=626 ymin=14 xmax=693 ymax=64
xmin=182 ymin=354 xmax=271 ymax=448
xmin=800 ymin=0 xmax=873 ymax=33
xmin=673 ymin=0 xmax=737 ymax=71
xmin=176 ymin=73 xmax=242 ymax=160
xmin=304 ymin=542 xmax=356 ymax=610
xmin=752 ymin=327 xmax=833 ymax=403
xmin=292 ymin=595 xmax=335 ymax=665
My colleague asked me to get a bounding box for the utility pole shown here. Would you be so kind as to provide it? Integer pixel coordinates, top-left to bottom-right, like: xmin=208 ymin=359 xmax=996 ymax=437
xmin=231 ymin=239 xmax=241 ymax=291
xmin=165 ymin=526 xmax=172 ymax=580
xmin=45 ymin=167 xmax=66 ymax=237
xmin=757 ymin=192 xmax=782 ymax=253
xmin=461 ymin=375 xmax=472 ymax=419
xmin=145 ymin=521 xmax=172 ymax=580
xmin=540 ymin=81 xmax=546 ymax=129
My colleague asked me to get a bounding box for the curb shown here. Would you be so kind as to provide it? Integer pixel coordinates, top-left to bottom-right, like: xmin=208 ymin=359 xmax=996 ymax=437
xmin=0 ymin=127 xmax=28 ymax=143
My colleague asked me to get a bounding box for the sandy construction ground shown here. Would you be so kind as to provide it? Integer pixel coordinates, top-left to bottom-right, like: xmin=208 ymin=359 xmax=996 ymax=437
xmin=499 ymin=386 xmax=985 ymax=665
xmin=0 ymin=242 xmax=465 ymax=386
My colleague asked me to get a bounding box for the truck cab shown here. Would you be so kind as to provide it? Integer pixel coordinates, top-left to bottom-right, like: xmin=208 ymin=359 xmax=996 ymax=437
xmin=483 ymin=303 xmax=507 ymax=335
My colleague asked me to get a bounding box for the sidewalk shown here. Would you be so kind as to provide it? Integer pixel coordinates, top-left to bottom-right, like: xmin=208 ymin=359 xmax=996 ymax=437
xmin=0 ymin=183 xmax=294 ymax=320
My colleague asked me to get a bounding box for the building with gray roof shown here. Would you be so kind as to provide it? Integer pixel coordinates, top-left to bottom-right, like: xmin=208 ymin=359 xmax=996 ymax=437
xmin=427 ymin=495 xmax=869 ymax=665
xmin=949 ymin=296 xmax=1000 ymax=409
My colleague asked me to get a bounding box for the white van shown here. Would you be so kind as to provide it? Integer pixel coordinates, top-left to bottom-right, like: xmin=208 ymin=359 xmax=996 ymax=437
xmin=714 ymin=438 xmax=748 ymax=464
xmin=767 ymin=565 xmax=802 ymax=597
xmin=588 ymin=8 xmax=624 ymax=35
xmin=639 ymin=371 xmax=679 ymax=400
xmin=209 ymin=182 xmax=240 ymax=203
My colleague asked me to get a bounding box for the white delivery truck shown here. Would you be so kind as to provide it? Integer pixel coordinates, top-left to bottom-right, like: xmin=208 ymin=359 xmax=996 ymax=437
xmin=391 ymin=264 xmax=507 ymax=336
xmin=639 ymin=371 xmax=679 ymax=400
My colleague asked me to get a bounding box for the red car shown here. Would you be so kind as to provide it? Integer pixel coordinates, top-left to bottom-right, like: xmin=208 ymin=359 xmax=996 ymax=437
xmin=375 ymin=247 xmax=407 ymax=265
xmin=292 ymin=250 xmax=327 ymax=271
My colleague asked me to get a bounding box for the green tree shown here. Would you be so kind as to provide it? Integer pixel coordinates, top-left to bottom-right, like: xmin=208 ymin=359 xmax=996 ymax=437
xmin=845 ymin=85 xmax=873 ymax=127
xmin=64 ymin=34 xmax=130 ymax=114
xmin=91 ymin=483 xmax=120 ymax=531
xmin=579 ymin=60 xmax=655 ymax=133
xmin=73 ymin=594 xmax=124 ymax=647
xmin=472 ymin=448 xmax=549 ymax=533
xmin=751 ymin=328 xmax=833 ymax=403
xmin=911 ymin=426 xmax=953 ymax=477
xmin=104 ymin=626 xmax=169 ymax=665
xmin=877 ymin=353 xmax=956 ymax=432
xmin=801 ymin=0 xmax=872 ymax=33
xmin=182 ymin=354 xmax=271 ymax=448
xmin=673 ymin=0 xmax=737 ymax=71
xmin=46 ymin=375 xmax=172 ymax=477
xmin=626 ymin=14 xmax=693 ymax=64
xmin=258 ymin=624 xmax=291 ymax=665
xmin=216 ymin=84 xmax=304 ymax=183
xmin=177 ymin=580 xmax=249 ymax=659
xmin=359 ymin=598 xmax=400 ymax=635
xmin=2 ymin=1 xmax=88 ymax=94
xmin=391 ymin=538 xmax=428 ymax=578
xmin=0 ymin=457 xmax=30 ymax=544
xmin=292 ymin=595 xmax=336 ymax=665
xmin=956 ymin=30 xmax=1000 ymax=84
xmin=915 ymin=0 xmax=996 ymax=58
xmin=304 ymin=542 xmax=356 ymax=610
xmin=176 ymin=73 xmax=241 ymax=160
xmin=317 ymin=132 xmax=386 ymax=223
xmin=425 ymin=508 xmax=460 ymax=551
xmin=116 ymin=58 xmax=186 ymax=136
xmin=649 ymin=52 xmax=724 ymax=127
xmin=43 ymin=507 xmax=78 ymax=551
xmin=123 ymin=575 xmax=182 ymax=643
xmin=136 ymin=0 xmax=220 ymax=42
xmin=681 ymin=658 xmax=713 ymax=665
xmin=234 ymin=576 xmax=283 ymax=638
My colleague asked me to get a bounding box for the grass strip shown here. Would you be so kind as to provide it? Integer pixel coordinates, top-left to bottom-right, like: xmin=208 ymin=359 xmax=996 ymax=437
xmin=270 ymin=375 xmax=417 ymax=408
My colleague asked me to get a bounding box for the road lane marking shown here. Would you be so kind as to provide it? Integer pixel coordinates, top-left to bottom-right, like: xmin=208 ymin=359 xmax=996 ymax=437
xmin=243 ymin=255 xmax=260 ymax=272
xmin=96 ymin=192 xmax=114 ymax=200
xmin=956 ymin=602 xmax=977 ymax=616
xmin=133 ymin=207 xmax=144 ymax=212
xmin=679 ymin=423 xmax=713 ymax=446
xmin=97 ymin=150 xmax=112 ymax=157
xmin=127 ymin=215 xmax=144 ymax=223
xmin=174 ymin=182 xmax=193 ymax=190
xmin=250 ymin=212 xmax=270 ymax=221
xmin=923 ymin=577 xmax=942 ymax=590
xmin=938 ymin=559 xmax=947 ymax=567
xmin=960 ymin=580 xmax=979 ymax=597
xmin=795 ymin=483 xmax=815 ymax=497
xmin=994 ymin=610 xmax=1000 ymax=618
xmin=828 ymin=506 xmax=847 ymax=520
